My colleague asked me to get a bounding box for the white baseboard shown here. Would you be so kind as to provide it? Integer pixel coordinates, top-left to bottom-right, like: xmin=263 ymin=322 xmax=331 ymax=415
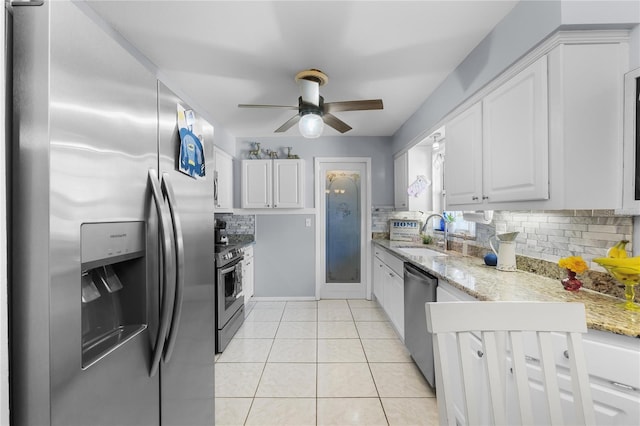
xmin=249 ymin=296 xmax=318 ymax=302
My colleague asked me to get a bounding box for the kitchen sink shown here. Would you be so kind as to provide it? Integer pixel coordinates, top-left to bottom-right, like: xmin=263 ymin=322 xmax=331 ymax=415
xmin=397 ymin=247 xmax=447 ymax=257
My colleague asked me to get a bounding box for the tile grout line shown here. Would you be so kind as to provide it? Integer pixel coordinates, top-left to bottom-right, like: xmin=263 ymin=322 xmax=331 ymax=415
xmin=244 ymin=327 xmax=276 ymax=425
xmin=220 ymin=299 xmax=433 ymax=425
xmin=244 ymin=301 xmax=284 ymax=425
xmin=349 ymin=300 xmax=392 ymax=426
xmin=315 ymin=301 xmax=319 ymax=426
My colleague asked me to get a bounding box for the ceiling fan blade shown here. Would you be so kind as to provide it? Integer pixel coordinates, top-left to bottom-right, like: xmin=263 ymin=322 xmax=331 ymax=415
xmin=238 ymin=104 xmax=298 ymax=110
xmin=298 ymin=78 xmax=320 ymax=106
xmin=274 ymin=115 xmax=301 ymax=133
xmin=323 ymin=113 xmax=352 ymax=134
xmin=324 ymin=99 xmax=383 ymax=113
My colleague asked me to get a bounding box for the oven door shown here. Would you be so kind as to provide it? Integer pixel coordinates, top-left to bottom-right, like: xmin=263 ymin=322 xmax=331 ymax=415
xmin=217 ymin=259 xmax=244 ymax=328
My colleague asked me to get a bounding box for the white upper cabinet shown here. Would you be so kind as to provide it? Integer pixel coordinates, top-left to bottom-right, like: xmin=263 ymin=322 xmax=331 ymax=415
xmin=395 ymin=145 xmax=433 ymax=211
xmin=241 ymin=160 xmax=272 ymax=208
xmin=394 ymin=152 xmax=409 ymax=210
xmin=214 ymin=147 xmax=234 ymax=212
xmin=273 ymin=159 xmax=304 ymax=208
xmin=444 ymin=102 xmax=483 ymax=206
xmin=547 ymin=42 xmax=627 ymax=209
xmin=241 ymin=159 xmax=304 ymax=209
xmin=482 ymin=56 xmax=549 ymax=204
xmin=446 ymin=56 xmax=548 ymax=208
xmin=407 ymin=145 xmax=433 ymax=212
xmin=444 ymin=33 xmax=628 ymax=211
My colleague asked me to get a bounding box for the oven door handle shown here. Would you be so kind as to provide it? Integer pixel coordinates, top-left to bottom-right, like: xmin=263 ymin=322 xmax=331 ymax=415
xmin=219 ymin=259 xmax=243 ymax=276
xmin=161 ymin=173 xmax=185 ymax=364
xmin=148 ymin=169 xmax=176 ymax=377
xmin=236 ymin=262 xmax=243 ymax=296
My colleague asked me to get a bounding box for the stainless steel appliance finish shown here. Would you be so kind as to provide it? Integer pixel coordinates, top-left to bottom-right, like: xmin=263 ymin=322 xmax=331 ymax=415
xmin=404 ymin=263 xmax=438 ymax=388
xmin=157 ymin=81 xmax=216 ymax=426
xmin=631 ymin=69 xmax=640 ymax=200
xmin=10 ymin=2 xmax=215 ymax=425
xmin=215 ymin=245 xmax=244 ymax=352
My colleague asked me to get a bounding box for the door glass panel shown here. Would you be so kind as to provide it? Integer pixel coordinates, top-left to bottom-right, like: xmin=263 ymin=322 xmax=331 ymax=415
xmin=325 ymin=170 xmax=361 ymax=283
xmin=223 ymin=267 xmax=238 ymax=309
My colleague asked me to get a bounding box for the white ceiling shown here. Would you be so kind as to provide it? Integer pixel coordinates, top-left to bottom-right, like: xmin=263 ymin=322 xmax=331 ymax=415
xmin=87 ymin=0 xmax=518 ymax=138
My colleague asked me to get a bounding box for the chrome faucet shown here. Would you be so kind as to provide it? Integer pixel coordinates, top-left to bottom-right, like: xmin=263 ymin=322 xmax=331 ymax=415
xmin=420 ymin=213 xmax=448 ymax=251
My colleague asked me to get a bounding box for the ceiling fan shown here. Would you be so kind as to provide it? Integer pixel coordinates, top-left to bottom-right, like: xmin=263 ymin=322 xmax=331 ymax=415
xmin=238 ymin=69 xmax=383 ymax=138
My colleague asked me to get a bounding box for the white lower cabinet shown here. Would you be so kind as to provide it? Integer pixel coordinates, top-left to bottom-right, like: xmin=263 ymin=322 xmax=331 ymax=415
xmin=372 ymin=247 xmax=404 ymax=339
xmin=504 ymin=330 xmax=640 ymax=425
xmin=383 ymin=268 xmax=404 ymax=340
xmin=437 ymin=283 xmax=489 ymax=424
xmin=373 ymin=256 xmax=385 ymax=305
xmin=437 ymin=281 xmax=640 ymax=426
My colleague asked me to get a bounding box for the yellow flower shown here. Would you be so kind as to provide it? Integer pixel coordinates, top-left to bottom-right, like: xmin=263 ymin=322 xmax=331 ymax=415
xmin=558 ymin=256 xmax=588 ymax=274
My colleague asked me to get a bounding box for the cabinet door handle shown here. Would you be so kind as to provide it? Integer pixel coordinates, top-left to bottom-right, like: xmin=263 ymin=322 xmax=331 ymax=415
xmin=476 ymin=350 xmax=484 ymax=358
xmin=472 ymin=196 xmax=479 ymax=200
xmin=563 ymin=350 xmax=569 ymax=359
xmin=482 ymin=196 xmax=489 ymax=200
xmin=388 ymin=273 xmax=394 ymax=277
xmin=611 ymin=381 xmax=637 ymax=391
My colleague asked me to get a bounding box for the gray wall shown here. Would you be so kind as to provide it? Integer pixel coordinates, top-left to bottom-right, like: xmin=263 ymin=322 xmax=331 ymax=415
xmin=234 ymin=135 xmax=393 ymax=208
xmin=254 ymin=214 xmax=316 ymax=298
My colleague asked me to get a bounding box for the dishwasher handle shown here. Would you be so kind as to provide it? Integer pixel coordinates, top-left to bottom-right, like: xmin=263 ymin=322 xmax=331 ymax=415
xmin=404 ymin=263 xmax=437 ymax=284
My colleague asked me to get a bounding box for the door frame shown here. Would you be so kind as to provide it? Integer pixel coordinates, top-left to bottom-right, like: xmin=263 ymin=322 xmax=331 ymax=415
xmin=314 ymin=158 xmax=372 ymax=300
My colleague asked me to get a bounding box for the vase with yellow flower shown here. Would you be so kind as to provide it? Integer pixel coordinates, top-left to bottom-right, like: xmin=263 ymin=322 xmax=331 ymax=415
xmin=558 ymin=256 xmax=588 ymax=291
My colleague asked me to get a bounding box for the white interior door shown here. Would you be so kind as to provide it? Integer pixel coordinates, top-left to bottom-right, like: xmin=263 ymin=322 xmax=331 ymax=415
xmin=316 ymin=159 xmax=371 ymax=299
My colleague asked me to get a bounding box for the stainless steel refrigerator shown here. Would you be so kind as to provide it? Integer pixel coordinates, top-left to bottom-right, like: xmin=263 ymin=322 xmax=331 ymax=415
xmin=10 ymin=1 xmax=215 ymax=425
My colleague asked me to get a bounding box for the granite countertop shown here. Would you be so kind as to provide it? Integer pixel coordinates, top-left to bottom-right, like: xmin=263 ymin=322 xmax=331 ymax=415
xmin=373 ymin=239 xmax=640 ymax=339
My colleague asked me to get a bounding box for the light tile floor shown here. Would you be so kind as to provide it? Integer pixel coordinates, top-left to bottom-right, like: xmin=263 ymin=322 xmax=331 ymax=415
xmin=215 ymin=299 xmax=439 ymax=426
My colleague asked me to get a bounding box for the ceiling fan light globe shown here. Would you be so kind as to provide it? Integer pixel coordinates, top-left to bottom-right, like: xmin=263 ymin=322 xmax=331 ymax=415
xmin=299 ymin=113 xmax=324 ymax=138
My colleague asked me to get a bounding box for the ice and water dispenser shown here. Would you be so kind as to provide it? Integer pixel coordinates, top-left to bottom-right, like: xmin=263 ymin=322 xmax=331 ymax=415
xmin=81 ymin=221 xmax=146 ymax=369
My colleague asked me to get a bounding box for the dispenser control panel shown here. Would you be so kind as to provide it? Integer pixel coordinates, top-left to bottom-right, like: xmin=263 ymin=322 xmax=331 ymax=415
xmin=81 ymin=221 xmax=145 ymax=268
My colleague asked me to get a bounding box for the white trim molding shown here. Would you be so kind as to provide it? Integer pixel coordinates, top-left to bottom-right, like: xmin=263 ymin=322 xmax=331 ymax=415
xmin=314 ymin=157 xmax=373 ymax=300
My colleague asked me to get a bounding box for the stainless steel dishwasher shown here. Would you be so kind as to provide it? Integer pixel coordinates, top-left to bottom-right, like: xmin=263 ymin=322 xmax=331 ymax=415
xmin=404 ymin=262 xmax=438 ymax=388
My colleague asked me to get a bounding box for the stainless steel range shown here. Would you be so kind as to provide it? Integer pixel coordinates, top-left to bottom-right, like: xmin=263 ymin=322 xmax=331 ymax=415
xmin=215 ymin=244 xmax=244 ymax=352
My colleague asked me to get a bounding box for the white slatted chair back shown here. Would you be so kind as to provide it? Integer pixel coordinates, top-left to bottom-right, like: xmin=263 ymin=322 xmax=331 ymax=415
xmin=425 ymin=301 xmax=595 ymax=426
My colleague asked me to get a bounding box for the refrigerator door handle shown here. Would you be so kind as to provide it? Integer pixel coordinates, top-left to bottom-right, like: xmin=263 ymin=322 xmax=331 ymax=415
xmin=148 ymin=169 xmax=176 ymax=377
xmin=214 ymin=170 xmax=219 ymax=206
xmin=161 ymin=173 xmax=185 ymax=363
